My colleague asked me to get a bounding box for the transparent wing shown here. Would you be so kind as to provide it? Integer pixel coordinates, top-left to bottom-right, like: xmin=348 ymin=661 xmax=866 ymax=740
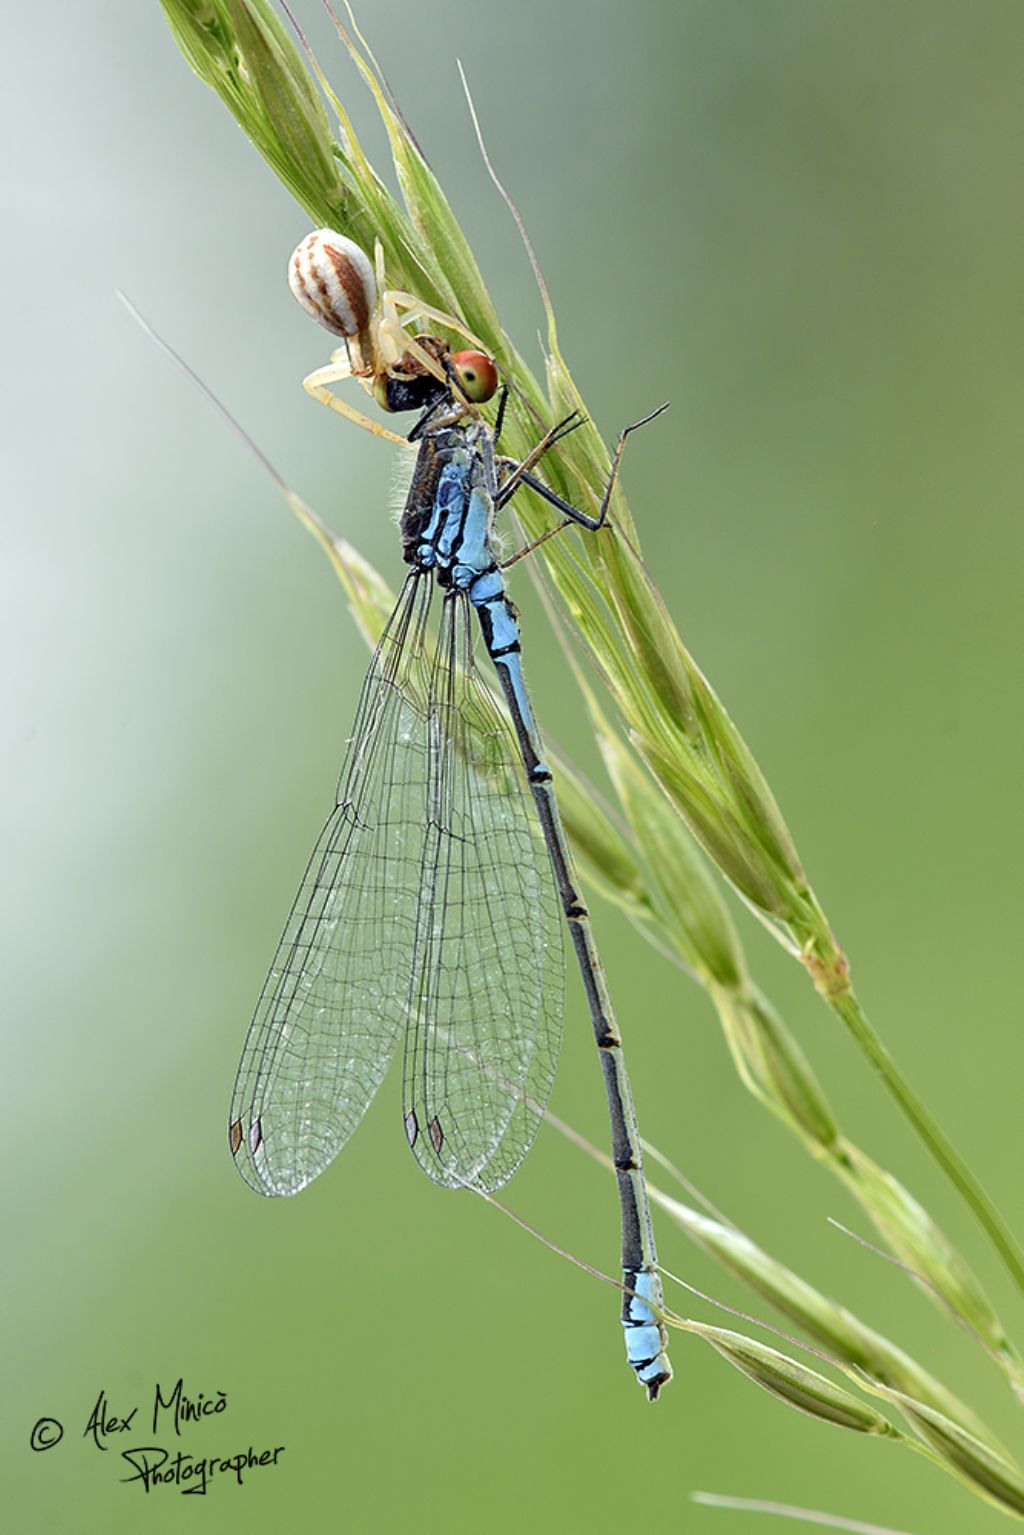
xmin=229 ymin=573 xmax=437 ymax=1195
xmin=403 ymin=595 xmax=564 ymax=1192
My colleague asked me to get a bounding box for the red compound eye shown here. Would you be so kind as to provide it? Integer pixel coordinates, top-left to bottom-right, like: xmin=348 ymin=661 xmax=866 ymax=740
xmin=450 ymin=350 xmax=498 ymax=403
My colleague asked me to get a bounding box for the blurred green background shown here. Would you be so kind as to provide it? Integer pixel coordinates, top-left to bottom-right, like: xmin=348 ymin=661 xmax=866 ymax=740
xmin=4 ymin=2 xmax=1022 ymax=1530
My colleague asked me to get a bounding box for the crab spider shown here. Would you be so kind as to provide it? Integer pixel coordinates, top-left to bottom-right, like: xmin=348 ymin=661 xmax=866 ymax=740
xmin=288 ymin=230 xmax=498 ymax=446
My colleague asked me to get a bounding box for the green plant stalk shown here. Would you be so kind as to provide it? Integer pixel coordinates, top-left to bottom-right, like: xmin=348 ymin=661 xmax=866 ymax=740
xmin=157 ymin=0 xmax=1024 ymax=1299
xmin=831 ymin=985 xmax=1024 ymax=1293
xmin=689 ymin=1493 xmax=919 ymax=1533
xmin=718 ymin=993 xmax=1019 ymax=1378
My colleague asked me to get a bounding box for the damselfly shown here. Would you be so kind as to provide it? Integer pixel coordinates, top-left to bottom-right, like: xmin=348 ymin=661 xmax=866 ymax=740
xmin=228 ymin=231 xmax=671 ymax=1397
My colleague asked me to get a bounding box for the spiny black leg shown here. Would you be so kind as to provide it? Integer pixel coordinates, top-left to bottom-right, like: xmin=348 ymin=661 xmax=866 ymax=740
xmin=494 ymin=411 xmax=586 ymax=504
xmin=584 ymin=401 xmax=670 ymax=531
xmin=494 ymin=385 xmax=509 ymax=444
xmin=407 ymin=394 xmax=451 ymax=442
xmin=497 ymin=401 xmax=670 ymax=567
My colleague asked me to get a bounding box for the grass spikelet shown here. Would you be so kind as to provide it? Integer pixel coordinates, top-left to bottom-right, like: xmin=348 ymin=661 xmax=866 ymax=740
xmin=685 ymin=1323 xmax=894 ymax=1436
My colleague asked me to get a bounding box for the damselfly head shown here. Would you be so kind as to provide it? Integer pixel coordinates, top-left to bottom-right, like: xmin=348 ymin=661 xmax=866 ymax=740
xmin=289 ymin=229 xmax=496 ymax=434
xmin=288 ymin=230 xmax=377 ymax=364
xmin=370 ymin=344 xmax=498 ymax=416
xmin=450 ymin=351 xmax=498 ymax=404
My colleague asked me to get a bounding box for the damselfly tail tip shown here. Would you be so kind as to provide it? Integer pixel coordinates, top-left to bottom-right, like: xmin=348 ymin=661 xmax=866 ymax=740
xmin=645 ymin=1365 xmax=672 ymax=1402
